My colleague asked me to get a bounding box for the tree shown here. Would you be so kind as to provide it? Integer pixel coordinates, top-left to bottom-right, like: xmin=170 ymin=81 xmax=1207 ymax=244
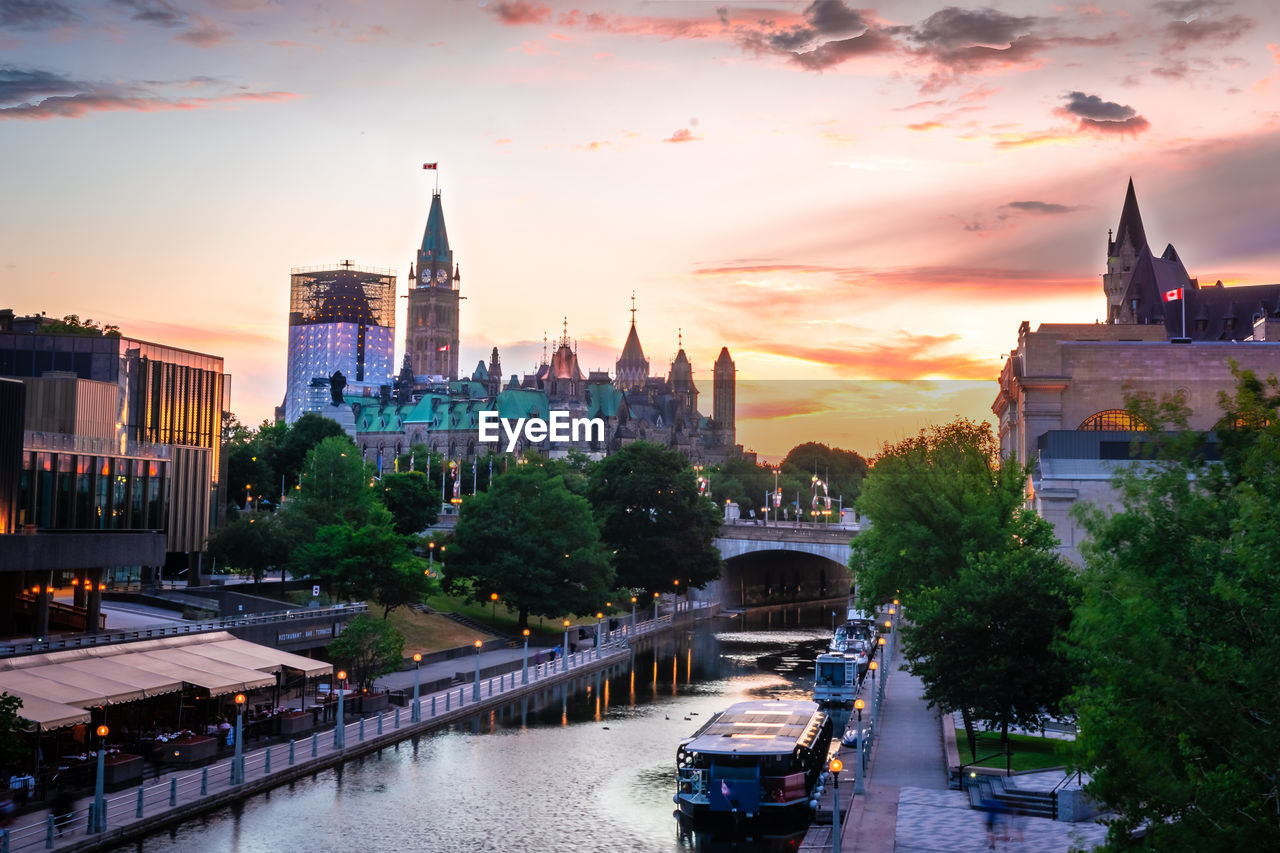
xmin=589 ymin=441 xmax=722 ymax=595
xmin=291 ymin=435 xmax=377 ymax=527
xmin=326 ymin=614 xmax=405 ymax=693
xmin=274 ymin=413 xmax=349 ymax=493
xmin=448 ymin=462 xmax=614 ymax=629
xmin=851 ymin=419 xmax=1025 ymax=607
xmin=290 ymin=504 xmax=433 ymax=614
xmin=780 ymin=441 xmax=869 ymax=514
xmin=378 ymin=471 xmax=439 ymax=534
xmin=0 ymin=693 xmax=27 ymax=772
xmin=904 ymin=511 xmax=1080 ymax=759
xmin=206 ymin=513 xmax=294 ymax=588
xmin=1066 ymin=371 xmax=1280 ymax=849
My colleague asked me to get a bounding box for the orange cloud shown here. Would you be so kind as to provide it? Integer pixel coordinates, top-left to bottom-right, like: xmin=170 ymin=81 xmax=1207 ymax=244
xmin=664 ymin=128 xmax=698 ymax=143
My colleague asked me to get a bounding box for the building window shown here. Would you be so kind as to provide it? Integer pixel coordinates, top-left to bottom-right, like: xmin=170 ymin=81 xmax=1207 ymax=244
xmin=1078 ymin=410 xmax=1148 ymax=431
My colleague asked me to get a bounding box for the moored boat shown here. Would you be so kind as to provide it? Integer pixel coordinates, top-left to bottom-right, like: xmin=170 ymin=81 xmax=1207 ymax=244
xmin=675 ymin=699 xmax=833 ymax=824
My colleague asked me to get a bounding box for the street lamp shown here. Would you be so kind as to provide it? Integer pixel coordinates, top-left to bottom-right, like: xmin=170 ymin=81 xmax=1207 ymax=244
xmin=652 ymin=592 xmax=659 ymax=623
xmin=92 ymin=724 xmax=109 ymax=833
xmin=428 ymin=541 xmax=435 ymax=575
xmin=490 ymin=592 xmax=499 ymax=623
xmin=473 ymin=640 xmax=482 ymax=700
xmin=830 ymin=757 xmax=844 ymax=853
xmin=562 ymin=619 xmax=571 ymax=672
xmin=854 ymin=698 xmax=865 ymax=724
xmin=595 ymin=612 xmax=604 ymax=659
xmin=411 ymin=653 xmax=422 ymax=722
xmin=521 ymin=629 xmax=530 ymax=684
xmin=232 ymin=693 xmax=246 ymax=784
xmin=335 ymin=670 xmax=347 ymax=748
xmin=673 ymin=579 xmax=680 ymax=613
xmin=868 ymin=660 xmax=878 ymax=692
xmin=630 ymin=596 xmax=637 ymax=637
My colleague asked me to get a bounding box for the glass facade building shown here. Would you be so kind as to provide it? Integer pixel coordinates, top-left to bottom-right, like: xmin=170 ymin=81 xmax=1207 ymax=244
xmin=285 ymin=264 xmax=396 ymax=423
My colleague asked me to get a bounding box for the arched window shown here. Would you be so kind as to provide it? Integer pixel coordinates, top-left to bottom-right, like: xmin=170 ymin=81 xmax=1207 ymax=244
xmin=1078 ymin=410 xmax=1148 ymax=431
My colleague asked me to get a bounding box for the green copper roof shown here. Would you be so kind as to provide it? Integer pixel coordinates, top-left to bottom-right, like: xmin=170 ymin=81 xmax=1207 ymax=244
xmin=418 ymin=192 xmax=452 ymax=267
xmin=492 ymin=389 xmax=551 ymax=422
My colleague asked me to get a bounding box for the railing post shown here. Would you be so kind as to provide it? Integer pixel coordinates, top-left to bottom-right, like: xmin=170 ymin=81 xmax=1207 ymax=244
xmin=264 ymin=746 xmax=271 ymax=775
xmin=394 ymin=707 xmax=400 ymax=729
xmin=289 ymin=739 xmax=296 ymax=766
xmin=432 ymin=695 xmax=437 ymax=716
xmin=445 ymin=692 xmax=450 ymax=711
xmin=377 ymin=713 xmax=383 ymax=735
xmin=359 ymin=718 xmax=365 ymax=742
xmin=201 ymin=766 xmax=208 ymax=795
xmin=169 ymin=776 xmax=177 ymax=806
xmin=311 ymin=731 xmax=318 ymax=758
xmin=44 ymin=815 xmax=53 ymax=849
xmin=136 ymin=784 xmax=144 ymax=818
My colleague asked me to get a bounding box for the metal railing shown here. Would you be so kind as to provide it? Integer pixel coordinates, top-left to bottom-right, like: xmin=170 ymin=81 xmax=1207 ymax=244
xmin=0 ymin=604 xmax=369 ymax=658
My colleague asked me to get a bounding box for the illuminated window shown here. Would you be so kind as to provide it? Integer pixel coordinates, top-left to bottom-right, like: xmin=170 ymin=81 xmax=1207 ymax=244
xmin=1078 ymin=410 xmax=1148 ymax=431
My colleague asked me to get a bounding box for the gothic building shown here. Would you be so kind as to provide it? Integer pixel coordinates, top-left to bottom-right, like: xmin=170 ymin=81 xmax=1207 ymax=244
xmin=335 ymin=188 xmax=741 ymax=469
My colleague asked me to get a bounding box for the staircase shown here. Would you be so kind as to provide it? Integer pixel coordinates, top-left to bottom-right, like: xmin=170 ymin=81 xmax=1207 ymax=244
xmin=966 ymin=774 xmax=1057 ymax=820
xmin=435 ymin=610 xmax=511 ymax=640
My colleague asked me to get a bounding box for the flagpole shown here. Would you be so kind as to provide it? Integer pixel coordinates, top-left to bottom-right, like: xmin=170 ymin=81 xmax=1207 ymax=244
xmin=1182 ymin=291 xmax=1187 ymax=339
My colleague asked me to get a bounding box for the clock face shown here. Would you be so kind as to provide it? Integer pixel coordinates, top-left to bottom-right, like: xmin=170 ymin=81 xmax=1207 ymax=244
xmin=436 ymin=268 xmax=448 ymax=284
xmin=420 ymin=270 xmax=430 ymax=284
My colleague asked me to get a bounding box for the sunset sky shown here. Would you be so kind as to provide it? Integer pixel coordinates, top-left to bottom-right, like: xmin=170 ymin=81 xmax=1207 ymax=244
xmin=3 ymin=0 xmax=1279 ymax=457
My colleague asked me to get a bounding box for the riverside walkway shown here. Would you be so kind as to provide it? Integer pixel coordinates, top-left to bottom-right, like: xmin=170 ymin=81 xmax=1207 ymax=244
xmin=0 ymin=616 xmax=680 ymax=853
xmin=805 ymin=627 xmax=1110 ymax=852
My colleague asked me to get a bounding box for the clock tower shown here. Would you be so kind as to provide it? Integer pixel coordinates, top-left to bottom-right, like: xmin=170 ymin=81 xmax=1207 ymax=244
xmin=406 ymin=190 xmax=461 ymax=380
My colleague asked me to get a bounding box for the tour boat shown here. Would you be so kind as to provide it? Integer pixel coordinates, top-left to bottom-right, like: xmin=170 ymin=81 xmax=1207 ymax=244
xmin=675 ymin=699 xmax=833 ymax=824
xmin=813 ymin=649 xmax=862 ymax=709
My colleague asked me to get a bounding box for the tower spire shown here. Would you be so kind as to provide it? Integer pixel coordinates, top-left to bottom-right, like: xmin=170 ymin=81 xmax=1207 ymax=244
xmin=630 ymin=291 xmax=636 ymax=327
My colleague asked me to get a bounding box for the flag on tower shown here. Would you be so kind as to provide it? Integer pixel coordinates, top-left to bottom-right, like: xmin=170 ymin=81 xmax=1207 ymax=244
xmin=1163 ymin=287 xmax=1184 ymax=302
xmin=423 ymin=163 xmax=438 ymax=170
xmin=437 ymin=344 xmax=449 ymax=352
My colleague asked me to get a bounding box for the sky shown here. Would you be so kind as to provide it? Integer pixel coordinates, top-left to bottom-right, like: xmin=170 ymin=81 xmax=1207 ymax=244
xmin=3 ymin=0 xmax=1279 ymax=458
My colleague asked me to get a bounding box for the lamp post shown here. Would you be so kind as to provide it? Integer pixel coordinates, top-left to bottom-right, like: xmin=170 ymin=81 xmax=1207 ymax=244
xmin=232 ymin=693 xmax=246 ymax=784
xmin=830 ymin=756 xmax=844 ymax=853
xmin=428 ymin=541 xmax=435 ymax=576
xmin=472 ymin=640 xmax=482 ymax=700
xmin=521 ymin=629 xmax=530 ymax=684
xmin=411 ymin=653 xmax=422 ymax=722
xmin=490 ymin=592 xmax=499 ymax=623
xmin=868 ymin=660 xmax=877 ymax=693
xmin=595 ymin=612 xmax=604 ymax=659
xmin=630 ymin=596 xmax=637 ymax=637
xmin=562 ymin=619 xmax=571 ymax=672
xmin=92 ymin=724 xmax=109 ymax=833
xmin=673 ymin=579 xmax=680 ymax=613
xmin=335 ymin=670 xmax=347 ymax=748
xmin=652 ymin=592 xmax=659 ymax=624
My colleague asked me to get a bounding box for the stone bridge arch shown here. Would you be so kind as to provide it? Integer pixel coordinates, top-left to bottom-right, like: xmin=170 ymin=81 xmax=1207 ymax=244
xmin=711 ymin=526 xmax=857 ymax=609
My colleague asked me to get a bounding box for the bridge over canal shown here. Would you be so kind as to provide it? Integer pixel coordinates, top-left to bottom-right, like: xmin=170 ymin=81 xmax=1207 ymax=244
xmin=711 ymin=522 xmax=860 ymax=609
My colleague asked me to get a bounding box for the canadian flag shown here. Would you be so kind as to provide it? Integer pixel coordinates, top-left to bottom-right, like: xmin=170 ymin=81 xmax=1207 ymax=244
xmin=423 ymin=163 xmax=438 ymax=170
xmin=1163 ymin=288 xmax=1184 ymax=302
xmin=437 ymin=344 xmax=449 ymax=352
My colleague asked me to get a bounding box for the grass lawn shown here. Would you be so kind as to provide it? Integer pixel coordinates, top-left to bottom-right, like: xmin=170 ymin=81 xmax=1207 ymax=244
xmin=385 ymin=607 xmax=486 ymax=656
xmin=959 ymin=729 xmax=1068 ymax=772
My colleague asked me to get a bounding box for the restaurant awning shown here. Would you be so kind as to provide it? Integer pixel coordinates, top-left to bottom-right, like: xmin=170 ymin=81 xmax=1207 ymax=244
xmin=0 ymin=631 xmax=333 ymax=729
xmin=3 ymin=691 xmax=92 ymax=730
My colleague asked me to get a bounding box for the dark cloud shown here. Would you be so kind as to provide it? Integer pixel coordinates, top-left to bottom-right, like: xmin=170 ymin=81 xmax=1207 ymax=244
xmin=0 ymin=0 xmax=76 ymax=30
xmin=790 ymin=27 xmax=895 ymax=70
xmin=1061 ymin=91 xmax=1135 ymax=121
xmin=0 ymin=67 xmax=83 ymax=102
xmin=762 ymin=0 xmax=869 ymax=53
xmin=901 ymin=6 xmax=1036 ymax=51
xmin=111 ymin=0 xmax=186 ymax=29
xmin=488 ymin=1 xmax=552 ymax=26
xmin=1079 ymin=115 xmax=1151 ymax=134
xmin=1004 ymin=201 xmax=1080 ymax=214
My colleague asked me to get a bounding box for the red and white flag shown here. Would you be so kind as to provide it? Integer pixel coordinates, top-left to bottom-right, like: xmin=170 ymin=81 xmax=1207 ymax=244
xmin=423 ymin=163 xmax=438 ymax=170
xmin=1163 ymin=287 xmax=1184 ymax=302
xmin=437 ymin=344 xmax=449 ymax=352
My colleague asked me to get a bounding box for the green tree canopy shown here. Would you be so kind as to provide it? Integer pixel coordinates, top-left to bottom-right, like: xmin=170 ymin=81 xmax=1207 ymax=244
xmin=326 ymin=614 xmax=405 ymax=693
xmin=292 ymin=435 xmax=377 ymax=527
xmin=378 ymin=471 xmax=439 ymax=534
xmin=448 ymin=462 xmax=614 ymax=629
xmin=1067 ymin=368 xmax=1280 ymax=849
xmin=274 ymin=413 xmax=350 ymax=493
xmin=852 ymin=418 xmax=1024 ymax=607
xmin=589 ymin=441 xmax=722 ymax=594
xmin=904 ymin=511 xmax=1080 ymax=756
xmin=206 ymin=512 xmax=294 ymax=587
xmin=0 ymin=693 xmax=28 ymax=771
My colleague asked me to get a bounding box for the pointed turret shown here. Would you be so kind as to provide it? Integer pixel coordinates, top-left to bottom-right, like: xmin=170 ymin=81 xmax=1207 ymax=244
xmin=1111 ymin=178 xmax=1147 ymax=257
xmin=713 ymin=347 xmax=736 ymax=447
xmin=615 ymin=295 xmax=650 ymax=391
xmin=415 ymin=191 xmax=453 ymax=290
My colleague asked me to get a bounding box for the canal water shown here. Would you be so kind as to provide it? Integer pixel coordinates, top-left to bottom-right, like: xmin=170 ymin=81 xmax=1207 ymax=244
xmin=112 ymin=606 xmax=838 ymax=853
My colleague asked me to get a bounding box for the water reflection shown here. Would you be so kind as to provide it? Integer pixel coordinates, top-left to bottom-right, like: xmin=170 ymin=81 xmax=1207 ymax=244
xmin=114 ymin=616 xmax=833 ymax=853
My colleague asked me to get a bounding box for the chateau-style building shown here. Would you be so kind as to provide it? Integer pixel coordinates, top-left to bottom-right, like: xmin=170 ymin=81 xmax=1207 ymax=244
xmin=994 ymin=180 xmax=1280 ymax=563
